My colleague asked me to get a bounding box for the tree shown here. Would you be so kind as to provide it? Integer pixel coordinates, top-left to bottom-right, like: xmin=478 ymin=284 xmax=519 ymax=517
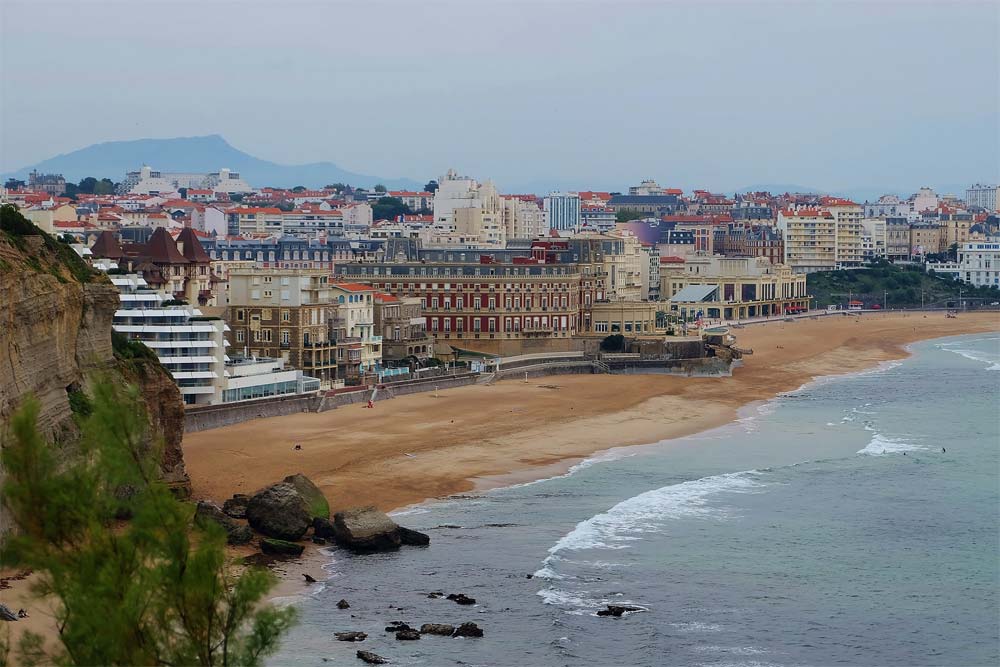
xmin=291 ymin=185 xmax=306 ymax=193
xmin=325 ymin=183 xmax=349 ymax=194
xmin=229 ymin=193 xmax=244 ymax=203
xmin=424 ymin=180 xmax=439 ymax=194
xmin=0 ymin=379 xmax=296 ymax=666
xmin=77 ymin=177 xmax=98 ymax=194
xmin=600 ymin=334 xmax=626 ymax=352
xmin=615 ymin=209 xmax=648 ymax=223
xmin=373 ymin=184 xmax=387 ymax=194
xmin=94 ymin=178 xmax=116 ymax=195
xmin=371 ymin=196 xmax=411 ymax=221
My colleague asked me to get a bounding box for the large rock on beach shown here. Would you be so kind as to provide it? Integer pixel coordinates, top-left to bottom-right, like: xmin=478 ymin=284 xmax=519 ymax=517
xmin=222 ymin=494 xmax=249 ymax=519
xmin=260 ymin=537 xmax=305 ymax=557
xmin=333 ymin=506 xmax=402 ymax=552
xmin=283 ymin=473 xmax=329 ymax=519
xmin=313 ymin=516 xmax=337 ymax=540
xmin=332 ymin=506 xmax=431 ymax=553
xmin=335 ymin=631 xmax=367 ymax=642
xmin=194 ymin=500 xmax=253 ymax=545
xmin=246 ymin=482 xmax=311 ymax=540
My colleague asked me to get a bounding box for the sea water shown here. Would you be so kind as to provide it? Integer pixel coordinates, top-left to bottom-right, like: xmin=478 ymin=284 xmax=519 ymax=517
xmin=269 ymin=334 xmax=1000 ymax=667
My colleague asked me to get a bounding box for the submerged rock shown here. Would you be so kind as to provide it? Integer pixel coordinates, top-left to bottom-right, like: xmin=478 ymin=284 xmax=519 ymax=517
xmin=335 ymin=631 xmax=367 ymax=642
xmin=356 ymin=650 xmax=388 ymax=664
xmin=398 ymin=526 xmax=430 ymax=546
xmin=246 ymin=482 xmax=311 ymax=541
xmin=446 ymin=593 xmax=476 ymax=605
xmin=395 ymin=628 xmax=421 ymax=640
xmin=419 ymin=623 xmax=454 ymax=636
xmin=337 ymin=599 xmax=351 ymax=609
xmin=452 ymin=621 xmax=483 ymax=638
xmin=596 ymin=604 xmax=643 ymax=617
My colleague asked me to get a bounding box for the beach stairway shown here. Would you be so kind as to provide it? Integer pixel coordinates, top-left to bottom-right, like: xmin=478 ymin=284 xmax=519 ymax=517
xmin=476 ymin=371 xmax=496 ymax=386
xmin=592 ymin=360 xmax=611 ymax=374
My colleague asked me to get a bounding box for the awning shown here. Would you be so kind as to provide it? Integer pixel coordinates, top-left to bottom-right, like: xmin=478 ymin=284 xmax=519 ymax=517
xmin=669 ymin=284 xmax=720 ymax=303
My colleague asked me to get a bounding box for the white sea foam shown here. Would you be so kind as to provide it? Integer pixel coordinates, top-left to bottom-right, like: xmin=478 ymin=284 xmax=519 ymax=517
xmin=940 ymin=347 xmax=1000 ymax=371
xmin=857 ymin=433 xmax=925 ymax=456
xmin=540 ymin=471 xmax=761 ymax=559
xmin=669 ymin=621 xmax=723 ymax=632
xmin=502 ymin=449 xmax=638 ymax=490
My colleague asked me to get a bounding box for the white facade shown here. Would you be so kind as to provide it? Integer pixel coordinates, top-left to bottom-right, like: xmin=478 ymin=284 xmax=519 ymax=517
xmin=110 ymin=274 xmax=228 ymax=405
xmin=125 ymin=165 xmax=252 ymax=196
xmin=861 ymin=218 xmax=887 ymax=260
xmin=503 ymin=196 xmax=548 ymax=239
xmin=965 ymin=184 xmax=999 ymax=211
xmin=221 ymin=356 xmax=320 ymax=403
xmin=865 ymin=194 xmax=911 ymax=218
xmin=957 ymin=242 xmax=1000 ymax=288
xmin=429 ymin=169 xmax=506 ymax=248
xmin=544 ymin=192 xmax=581 ymax=231
xmin=911 ymin=187 xmax=939 ymax=213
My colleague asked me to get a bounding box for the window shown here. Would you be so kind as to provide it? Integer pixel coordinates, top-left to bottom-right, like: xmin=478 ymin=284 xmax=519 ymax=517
xmin=236 ymin=330 xmax=244 ymax=342
xmin=236 ymin=309 xmax=245 ymax=321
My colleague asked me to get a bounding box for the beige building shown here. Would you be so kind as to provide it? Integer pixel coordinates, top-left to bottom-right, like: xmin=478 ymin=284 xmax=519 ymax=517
xmin=429 ymin=170 xmax=506 ymax=248
xmin=777 ymin=209 xmax=837 ymax=273
xmin=909 ymin=223 xmax=944 ymax=257
xmin=374 ymin=293 xmax=435 ymax=362
xmin=502 ymin=196 xmax=548 ymax=239
xmin=226 ymin=268 xmax=337 ymax=386
xmin=824 ymin=199 xmax=864 ymax=268
xmin=585 ymin=300 xmax=660 ymax=336
xmin=664 ymin=255 xmax=809 ymax=320
xmin=330 ymin=282 xmax=382 ymax=382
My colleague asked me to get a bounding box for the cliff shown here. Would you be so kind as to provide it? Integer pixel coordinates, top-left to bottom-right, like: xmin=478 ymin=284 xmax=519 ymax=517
xmin=0 ymin=206 xmax=190 ymax=536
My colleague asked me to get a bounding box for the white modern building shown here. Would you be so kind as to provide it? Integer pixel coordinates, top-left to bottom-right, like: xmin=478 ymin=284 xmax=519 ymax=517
xmin=957 ymin=242 xmax=1000 ymax=288
xmin=110 ymin=273 xmax=317 ymax=405
xmin=544 ymin=192 xmax=581 ymax=231
xmin=123 ymin=165 xmax=253 ymax=196
xmin=965 ymin=184 xmax=999 ymax=211
xmin=429 ymin=169 xmax=506 ymax=248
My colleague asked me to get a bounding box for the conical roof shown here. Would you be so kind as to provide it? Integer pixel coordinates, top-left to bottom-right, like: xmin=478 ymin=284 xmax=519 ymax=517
xmin=176 ymin=227 xmax=212 ymax=263
xmin=89 ymin=230 xmax=124 ymax=259
xmin=144 ymin=227 xmax=188 ymax=264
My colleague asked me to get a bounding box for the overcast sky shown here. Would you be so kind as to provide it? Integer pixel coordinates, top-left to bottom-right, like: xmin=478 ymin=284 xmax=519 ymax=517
xmin=2 ymin=0 xmax=998 ymax=193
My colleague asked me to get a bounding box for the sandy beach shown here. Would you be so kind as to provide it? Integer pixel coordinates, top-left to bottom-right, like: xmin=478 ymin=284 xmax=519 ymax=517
xmin=3 ymin=311 xmax=997 ymax=655
xmin=181 ymin=312 xmax=999 ymax=512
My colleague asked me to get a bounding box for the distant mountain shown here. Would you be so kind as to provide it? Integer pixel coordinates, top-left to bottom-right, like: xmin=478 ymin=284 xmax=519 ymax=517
xmin=2 ymin=135 xmax=423 ymax=190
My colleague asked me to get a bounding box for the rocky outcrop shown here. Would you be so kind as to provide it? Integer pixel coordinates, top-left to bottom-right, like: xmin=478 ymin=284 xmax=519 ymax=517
xmin=260 ymin=538 xmax=305 ymax=557
xmin=332 ymin=506 xmax=431 ymax=553
xmin=0 ymin=209 xmax=191 ymax=538
xmin=246 ymin=482 xmax=311 ymax=540
xmin=420 ymin=623 xmax=454 ymax=636
xmin=194 ymin=501 xmax=253 ymax=545
xmin=452 ymin=622 xmax=484 ymax=638
xmin=282 ymin=473 xmax=329 ymax=520
xmin=334 ymin=632 xmax=367 ymax=642
xmin=356 ymin=650 xmax=388 ymax=664
xmin=223 ymin=494 xmax=250 ymax=519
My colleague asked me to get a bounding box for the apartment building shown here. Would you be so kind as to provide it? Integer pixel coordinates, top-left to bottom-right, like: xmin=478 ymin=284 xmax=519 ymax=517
xmin=965 ymin=184 xmax=999 ymax=211
xmin=777 ymin=209 xmax=837 ymax=273
xmin=226 ymin=268 xmax=338 ymax=386
xmin=503 ymin=195 xmax=549 ymax=239
xmin=580 ymin=205 xmax=616 ymax=232
xmin=861 ymin=218 xmax=888 ymax=260
xmin=330 ymin=283 xmax=381 ymax=382
xmin=226 ymin=207 xmax=347 ymax=237
xmin=544 ymin=192 xmax=581 ymax=231
xmin=374 ymin=293 xmax=435 ymax=363
xmin=957 ymin=242 xmax=1000 ymax=287
xmin=429 ymin=170 xmax=506 ymax=248
xmin=885 ymin=218 xmax=912 ymax=260
xmin=663 ymin=255 xmax=809 ymax=321
xmin=823 ymin=198 xmax=865 ymax=268
xmin=909 ymin=222 xmax=944 ymax=257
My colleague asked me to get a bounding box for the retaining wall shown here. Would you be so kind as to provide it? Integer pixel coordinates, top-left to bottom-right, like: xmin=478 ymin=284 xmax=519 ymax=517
xmin=184 ymin=393 xmax=319 ymax=433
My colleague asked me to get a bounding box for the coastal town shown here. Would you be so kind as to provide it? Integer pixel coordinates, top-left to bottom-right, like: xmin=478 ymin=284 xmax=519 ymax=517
xmin=2 ymin=170 xmax=998 ymax=413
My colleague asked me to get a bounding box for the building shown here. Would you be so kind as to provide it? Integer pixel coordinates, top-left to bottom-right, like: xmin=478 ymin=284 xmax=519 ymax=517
xmin=663 ymin=255 xmax=809 ymax=321
xmin=957 ymin=242 xmax=1000 ymax=288
xmin=226 ymin=268 xmax=338 ymax=386
xmin=885 ymin=217 xmax=911 ymax=261
xmin=335 ymin=258 xmax=581 ymax=356
xmin=123 ymin=165 xmax=252 ymax=195
xmin=777 ymin=209 xmax=836 ymax=273
xmin=822 ymin=197 xmax=865 ymax=269
xmin=965 ymin=184 xmax=999 ymax=211
xmin=607 ymin=193 xmax=681 ymax=216
xmin=222 ymin=356 xmax=321 ymax=403
xmin=587 ymin=300 xmax=659 ymax=336
xmin=503 ymin=195 xmax=548 ymax=239
xmin=580 ymin=205 xmax=616 ymax=232
xmin=28 ymin=170 xmax=66 ymax=196
xmin=544 ymin=192 xmax=581 ymax=231
xmin=429 ymin=170 xmax=506 ymax=247
xmin=110 ymin=273 xmax=228 ymax=405
xmin=330 ymin=283 xmax=382 ymax=382
xmin=861 ymin=218 xmax=888 ymax=260
xmin=226 ymin=207 xmax=347 ymax=237
xmin=374 ymin=293 xmax=435 ymax=363
xmin=911 ymin=187 xmax=939 ymax=213
xmin=864 ymin=194 xmax=911 ymax=218
xmin=909 ymin=222 xmax=943 ymax=257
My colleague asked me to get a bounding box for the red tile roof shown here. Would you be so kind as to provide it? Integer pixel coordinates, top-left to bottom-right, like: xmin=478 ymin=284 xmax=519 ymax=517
xmin=332 ymin=282 xmax=375 ymax=292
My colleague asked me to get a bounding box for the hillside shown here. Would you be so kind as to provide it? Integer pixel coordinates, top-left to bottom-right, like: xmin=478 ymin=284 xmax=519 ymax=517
xmin=3 ymin=134 xmax=423 ymax=190
xmin=806 ymin=261 xmax=999 ymax=309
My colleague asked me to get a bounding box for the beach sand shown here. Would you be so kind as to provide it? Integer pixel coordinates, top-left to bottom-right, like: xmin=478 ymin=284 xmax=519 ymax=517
xmin=3 ymin=311 xmax=997 ymax=655
xmin=181 ymin=312 xmax=999 ymax=512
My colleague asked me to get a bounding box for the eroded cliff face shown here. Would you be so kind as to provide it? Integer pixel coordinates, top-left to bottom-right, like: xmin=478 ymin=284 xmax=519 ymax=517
xmin=1 ymin=217 xmax=191 ymax=538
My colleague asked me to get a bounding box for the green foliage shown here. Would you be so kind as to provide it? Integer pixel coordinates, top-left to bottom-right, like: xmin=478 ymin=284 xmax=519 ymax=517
xmin=0 ymin=204 xmax=96 ymax=283
xmin=112 ymin=331 xmax=159 ymax=362
xmin=373 ymin=184 xmax=387 ymax=193
xmin=291 ymin=185 xmax=306 ymax=193
xmin=0 ymin=380 xmax=297 ymax=666
xmin=161 ymin=298 xmax=189 ymax=306
xmin=229 ymin=193 xmax=244 ymax=203
xmin=424 ymin=180 xmax=439 ymax=194
xmin=807 ymin=261 xmax=999 ymax=308
xmin=615 ymin=209 xmax=649 ymax=223
xmin=371 ymin=196 xmax=411 ymax=221
xmin=66 ymin=388 xmax=93 ymax=419
xmin=600 ymin=334 xmax=626 ymax=352
xmin=325 ymin=183 xmax=349 ymax=193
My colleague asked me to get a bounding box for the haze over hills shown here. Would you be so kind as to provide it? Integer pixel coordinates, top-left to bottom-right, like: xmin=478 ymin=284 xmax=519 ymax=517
xmin=2 ymin=135 xmax=424 ymax=191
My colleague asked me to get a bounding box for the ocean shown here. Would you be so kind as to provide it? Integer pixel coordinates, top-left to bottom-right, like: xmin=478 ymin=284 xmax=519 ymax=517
xmin=269 ymin=333 xmax=1000 ymax=667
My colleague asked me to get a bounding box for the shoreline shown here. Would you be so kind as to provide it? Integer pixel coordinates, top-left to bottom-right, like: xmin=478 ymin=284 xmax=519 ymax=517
xmin=4 ymin=313 xmax=998 ymax=653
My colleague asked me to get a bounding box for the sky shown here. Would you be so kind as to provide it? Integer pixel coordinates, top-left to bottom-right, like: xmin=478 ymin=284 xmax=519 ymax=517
xmin=1 ymin=0 xmax=998 ymax=194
